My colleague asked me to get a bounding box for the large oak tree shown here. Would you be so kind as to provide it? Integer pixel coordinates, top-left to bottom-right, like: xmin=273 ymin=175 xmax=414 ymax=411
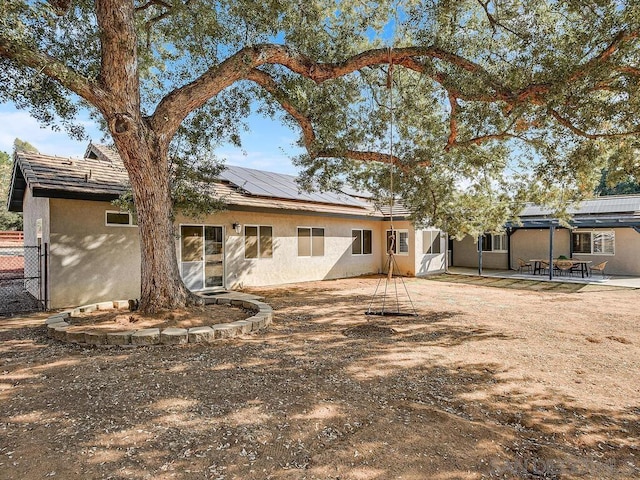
xmin=1 ymin=0 xmax=639 ymax=312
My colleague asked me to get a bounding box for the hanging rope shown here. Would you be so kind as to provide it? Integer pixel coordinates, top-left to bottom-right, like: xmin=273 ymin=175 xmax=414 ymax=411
xmin=365 ymin=46 xmax=418 ymax=317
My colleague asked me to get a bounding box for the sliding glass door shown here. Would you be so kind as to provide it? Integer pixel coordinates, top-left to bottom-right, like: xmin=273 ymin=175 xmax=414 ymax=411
xmin=180 ymin=225 xmax=224 ymax=290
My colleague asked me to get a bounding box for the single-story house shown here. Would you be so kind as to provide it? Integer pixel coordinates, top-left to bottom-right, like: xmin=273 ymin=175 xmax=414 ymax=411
xmin=7 ymin=143 xmax=446 ymax=308
xmin=451 ymin=196 xmax=640 ymax=276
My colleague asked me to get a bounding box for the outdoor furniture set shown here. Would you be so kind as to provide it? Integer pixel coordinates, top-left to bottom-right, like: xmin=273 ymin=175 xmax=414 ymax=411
xmin=521 ymin=258 xmax=608 ymax=278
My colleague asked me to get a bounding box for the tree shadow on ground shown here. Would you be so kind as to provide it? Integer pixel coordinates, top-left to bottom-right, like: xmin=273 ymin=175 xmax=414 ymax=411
xmin=1 ymin=280 xmax=639 ymax=479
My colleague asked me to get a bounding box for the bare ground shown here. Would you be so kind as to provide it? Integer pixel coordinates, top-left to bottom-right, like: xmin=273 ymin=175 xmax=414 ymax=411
xmin=0 ymin=275 xmax=638 ymax=479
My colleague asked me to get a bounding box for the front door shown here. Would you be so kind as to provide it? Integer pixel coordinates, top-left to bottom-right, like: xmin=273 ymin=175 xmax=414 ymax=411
xmin=180 ymin=225 xmax=224 ymax=290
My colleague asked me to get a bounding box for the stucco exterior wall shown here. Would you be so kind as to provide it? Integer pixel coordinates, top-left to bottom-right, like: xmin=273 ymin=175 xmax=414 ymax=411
xmin=454 ymin=227 xmax=640 ymax=276
xmin=511 ymin=227 xmax=640 ymax=276
xmin=451 ymin=236 xmax=509 ymax=269
xmin=414 ymin=229 xmax=446 ymax=276
xmin=174 ymin=209 xmax=384 ymax=288
xmin=510 ymin=228 xmax=571 ymax=268
xmin=49 ymin=199 xmax=141 ymax=308
xmin=39 ymin=200 xmax=450 ymax=306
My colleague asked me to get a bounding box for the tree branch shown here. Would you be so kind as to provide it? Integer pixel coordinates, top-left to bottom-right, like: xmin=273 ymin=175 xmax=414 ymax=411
xmin=47 ymin=0 xmax=72 ymax=15
xmin=548 ymin=108 xmax=640 ymax=139
xmin=135 ymin=0 xmax=172 ymax=12
xmin=152 ymin=27 xmax=639 ymax=142
xmin=0 ymin=37 xmax=110 ymax=108
xmin=446 ymin=93 xmax=459 ymax=150
xmin=245 ymin=69 xmax=425 ymax=169
xmin=568 ymin=29 xmax=639 ymax=83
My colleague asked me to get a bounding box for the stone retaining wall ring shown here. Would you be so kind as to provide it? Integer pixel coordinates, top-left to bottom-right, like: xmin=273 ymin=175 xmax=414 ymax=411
xmin=44 ymin=292 xmax=273 ymax=347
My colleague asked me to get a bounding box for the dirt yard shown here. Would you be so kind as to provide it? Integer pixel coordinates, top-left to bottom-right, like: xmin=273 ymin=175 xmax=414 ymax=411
xmin=0 ymin=275 xmax=638 ymax=479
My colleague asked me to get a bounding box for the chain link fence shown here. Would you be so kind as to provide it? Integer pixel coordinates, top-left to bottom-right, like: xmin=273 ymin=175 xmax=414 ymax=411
xmin=0 ymin=245 xmax=45 ymax=316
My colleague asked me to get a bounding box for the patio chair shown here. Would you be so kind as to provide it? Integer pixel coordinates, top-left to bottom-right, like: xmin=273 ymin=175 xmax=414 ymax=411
xmin=589 ymin=261 xmax=608 ymax=278
xmin=540 ymin=260 xmax=550 ymax=274
xmin=556 ymin=260 xmax=574 ymax=276
xmin=516 ymin=257 xmax=532 ymax=274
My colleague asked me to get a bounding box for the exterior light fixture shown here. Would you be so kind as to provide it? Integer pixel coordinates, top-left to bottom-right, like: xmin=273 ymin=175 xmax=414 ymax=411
xmin=232 ymin=223 xmax=242 ymax=234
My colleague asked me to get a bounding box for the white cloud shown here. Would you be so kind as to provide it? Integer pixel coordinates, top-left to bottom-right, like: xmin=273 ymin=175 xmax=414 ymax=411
xmin=0 ymin=104 xmax=103 ymax=157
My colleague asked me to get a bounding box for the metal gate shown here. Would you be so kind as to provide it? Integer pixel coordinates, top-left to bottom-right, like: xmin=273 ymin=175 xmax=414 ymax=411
xmin=0 ymin=244 xmax=47 ymax=316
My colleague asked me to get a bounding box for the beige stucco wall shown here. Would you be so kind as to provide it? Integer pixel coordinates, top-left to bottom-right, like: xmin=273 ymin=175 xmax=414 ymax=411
xmin=454 ymin=227 xmax=640 ymax=275
xmin=510 ymin=228 xmax=571 ymax=268
xmin=451 ymin=236 xmax=509 ymax=269
xmin=414 ymin=228 xmax=446 ymax=276
xmin=174 ymin=209 xmax=385 ymax=288
xmin=49 ymin=199 xmax=141 ymax=308
xmin=511 ymin=227 xmax=640 ymax=276
xmin=42 ymin=200 xmax=451 ymax=306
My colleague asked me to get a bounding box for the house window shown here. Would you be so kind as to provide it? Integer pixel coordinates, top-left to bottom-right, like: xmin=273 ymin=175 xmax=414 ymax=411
xmin=352 ymin=229 xmax=372 ymax=255
xmin=106 ymin=211 xmax=136 ymax=227
xmin=298 ymin=227 xmax=324 ymax=257
xmin=244 ymin=225 xmax=273 ymax=259
xmin=386 ymin=230 xmax=409 ymax=255
xmin=572 ymin=230 xmax=615 ymax=255
xmin=423 ymin=230 xmax=441 ymax=254
xmin=479 ymin=233 xmax=507 ymax=252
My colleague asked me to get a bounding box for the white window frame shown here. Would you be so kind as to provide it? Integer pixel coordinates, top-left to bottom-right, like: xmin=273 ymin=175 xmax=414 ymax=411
xmin=297 ymin=226 xmax=325 ymax=257
xmin=478 ymin=233 xmax=507 ymax=253
xmin=572 ymin=230 xmax=615 ymax=256
xmin=352 ymin=229 xmax=373 ymax=256
xmin=105 ymin=210 xmax=137 ymax=227
xmin=423 ymin=230 xmax=442 ymax=255
xmin=386 ymin=229 xmax=409 ymax=256
xmin=243 ymin=225 xmax=273 ymax=260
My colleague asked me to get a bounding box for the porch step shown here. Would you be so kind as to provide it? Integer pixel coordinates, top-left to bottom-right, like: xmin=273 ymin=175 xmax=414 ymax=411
xmin=196 ymin=291 xmax=264 ymax=302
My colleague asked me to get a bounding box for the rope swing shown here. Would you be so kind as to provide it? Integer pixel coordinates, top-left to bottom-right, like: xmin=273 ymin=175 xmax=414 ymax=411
xmin=365 ymin=48 xmax=418 ymax=317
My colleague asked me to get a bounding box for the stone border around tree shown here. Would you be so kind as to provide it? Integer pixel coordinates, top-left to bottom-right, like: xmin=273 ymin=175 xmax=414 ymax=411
xmin=44 ymin=292 xmax=273 ymax=347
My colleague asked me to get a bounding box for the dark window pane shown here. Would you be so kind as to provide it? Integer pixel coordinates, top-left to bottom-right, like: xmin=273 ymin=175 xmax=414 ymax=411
xmin=572 ymin=232 xmax=591 ymax=254
xmin=481 ymin=234 xmax=492 ymax=251
xmin=245 ymin=226 xmax=258 ymax=258
xmin=352 ymin=230 xmax=362 ymax=255
xmin=363 ymin=230 xmax=372 ymax=255
xmin=106 ymin=212 xmax=130 ymax=225
xmin=431 ymin=232 xmax=441 ymax=254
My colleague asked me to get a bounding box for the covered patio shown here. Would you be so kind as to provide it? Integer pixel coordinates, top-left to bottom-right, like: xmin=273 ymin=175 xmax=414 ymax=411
xmin=447 ymin=266 xmax=640 ymax=289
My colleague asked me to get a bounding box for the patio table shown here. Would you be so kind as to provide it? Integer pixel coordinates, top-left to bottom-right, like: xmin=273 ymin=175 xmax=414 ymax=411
xmin=530 ymin=259 xmax=592 ymax=278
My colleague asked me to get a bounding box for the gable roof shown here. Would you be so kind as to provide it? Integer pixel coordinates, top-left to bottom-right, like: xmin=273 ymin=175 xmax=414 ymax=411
xmin=8 ymin=146 xmax=129 ymax=212
xmin=7 ymin=143 xmax=384 ymax=218
xmin=520 ymin=195 xmax=640 ymax=217
xmin=512 ymin=195 xmax=640 ymax=229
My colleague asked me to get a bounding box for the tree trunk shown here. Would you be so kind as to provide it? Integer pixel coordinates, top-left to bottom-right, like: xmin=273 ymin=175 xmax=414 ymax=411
xmin=112 ymin=126 xmax=199 ymax=314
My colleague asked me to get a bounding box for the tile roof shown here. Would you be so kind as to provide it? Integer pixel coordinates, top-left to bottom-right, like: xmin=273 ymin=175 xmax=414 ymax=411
xmin=8 ymin=143 xmax=385 ymax=218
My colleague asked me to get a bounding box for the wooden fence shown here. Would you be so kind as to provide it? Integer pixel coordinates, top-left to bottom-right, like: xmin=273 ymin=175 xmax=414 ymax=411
xmin=0 ymin=231 xmax=24 ymax=246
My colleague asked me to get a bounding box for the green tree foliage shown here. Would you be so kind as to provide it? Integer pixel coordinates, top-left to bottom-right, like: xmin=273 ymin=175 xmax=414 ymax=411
xmin=0 ymin=150 xmax=23 ymax=231
xmin=13 ymin=138 xmax=38 ymax=153
xmin=1 ymin=1 xmax=639 ymax=310
xmin=595 ymin=169 xmax=640 ymax=196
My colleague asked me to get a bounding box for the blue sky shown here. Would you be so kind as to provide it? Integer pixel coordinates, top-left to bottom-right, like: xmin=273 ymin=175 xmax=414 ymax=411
xmin=0 ymin=102 xmax=303 ymax=176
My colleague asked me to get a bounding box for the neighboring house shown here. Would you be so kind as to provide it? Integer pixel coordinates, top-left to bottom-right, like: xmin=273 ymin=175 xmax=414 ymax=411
xmin=7 ymin=143 xmax=446 ymax=308
xmin=451 ymin=196 xmax=640 ymax=276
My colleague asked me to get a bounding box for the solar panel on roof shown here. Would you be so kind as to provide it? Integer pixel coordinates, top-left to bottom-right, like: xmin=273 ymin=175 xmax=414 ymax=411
xmin=520 ymin=196 xmax=640 ymax=217
xmin=219 ymin=165 xmax=368 ymax=207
